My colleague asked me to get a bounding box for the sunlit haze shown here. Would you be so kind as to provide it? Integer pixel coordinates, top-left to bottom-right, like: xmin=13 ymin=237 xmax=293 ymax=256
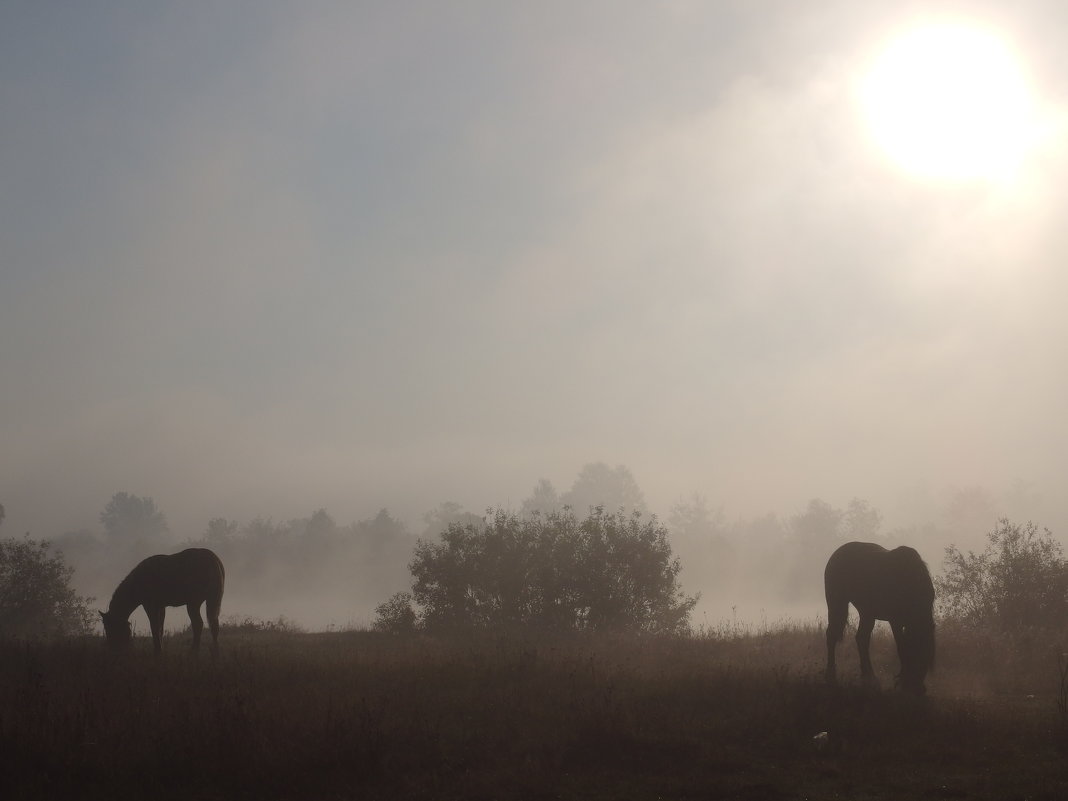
xmin=860 ymin=22 xmax=1043 ymax=181
xmin=3 ymin=2 xmax=1068 ymax=627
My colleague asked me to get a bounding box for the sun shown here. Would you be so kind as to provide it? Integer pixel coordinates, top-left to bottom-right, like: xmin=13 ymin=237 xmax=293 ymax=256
xmin=860 ymin=23 xmax=1040 ymax=181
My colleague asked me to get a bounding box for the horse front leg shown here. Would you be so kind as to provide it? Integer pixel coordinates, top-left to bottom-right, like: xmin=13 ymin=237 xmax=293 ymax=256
xmin=855 ymin=613 xmax=876 ymax=683
xmin=889 ymin=620 xmax=906 ymax=687
xmin=187 ymin=603 xmax=204 ymax=654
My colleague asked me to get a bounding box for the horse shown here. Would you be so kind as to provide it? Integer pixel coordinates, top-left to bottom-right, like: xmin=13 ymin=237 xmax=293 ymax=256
xmin=100 ymin=548 xmax=225 ymax=656
xmin=824 ymin=541 xmax=935 ymax=694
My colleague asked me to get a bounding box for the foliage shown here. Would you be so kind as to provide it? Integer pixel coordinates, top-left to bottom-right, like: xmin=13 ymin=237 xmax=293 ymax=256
xmin=183 ymin=507 xmax=416 ymax=610
xmin=373 ymin=591 xmax=417 ymax=634
xmin=518 ymin=463 xmax=648 ymax=518
xmin=779 ymin=498 xmax=844 ymax=601
xmin=772 ymin=496 xmax=889 ymax=603
xmin=789 ymin=498 xmax=844 ymax=544
xmin=668 ymin=493 xmax=735 ymax=586
xmin=843 ymin=497 xmax=882 ymax=540
xmin=217 ymin=614 xmax=304 ymax=634
xmin=669 ymin=493 xmax=727 ymax=540
xmin=520 ymin=478 xmax=561 ymax=517
xmin=419 ymin=502 xmax=484 ymax=540
xmin=937 ymin=518 xmax=1068 ymax=630
xmin=99 ymin=492 xmax=168 ymax=543
xmin=0 ymin=536 xmax=95 ymax=638
xmin=353 ymin=509 xmax=409 ymax=559
xmin=203 ymin=517 xmax=239 ymax=544
xmin=406 ymin=507 xmax=697 ymax=634
xmin=561 ymin=462 xmax=647 ymax=515
xmin=3 ymin=626 xmax=1068 ymax=800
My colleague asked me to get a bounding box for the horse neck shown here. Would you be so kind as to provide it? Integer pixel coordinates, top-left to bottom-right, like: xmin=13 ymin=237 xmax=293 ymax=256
xmin=108 ymin=580 xmax=141 ymax=619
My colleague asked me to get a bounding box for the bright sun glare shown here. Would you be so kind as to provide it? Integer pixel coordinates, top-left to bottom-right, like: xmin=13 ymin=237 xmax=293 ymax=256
xmin=861 ymin=23 xmax=1040 ymax=181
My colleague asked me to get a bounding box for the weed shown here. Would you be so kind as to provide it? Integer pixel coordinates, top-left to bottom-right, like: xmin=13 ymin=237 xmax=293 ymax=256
xmin=1 ymin=625 xmax=1066 ymax=799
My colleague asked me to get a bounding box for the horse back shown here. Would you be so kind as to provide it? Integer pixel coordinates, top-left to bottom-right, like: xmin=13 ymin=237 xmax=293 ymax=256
xmin=131 ymin=548 xmax=225 ymax=608
xmin=825 ymin=541 xmax=931 ymax=622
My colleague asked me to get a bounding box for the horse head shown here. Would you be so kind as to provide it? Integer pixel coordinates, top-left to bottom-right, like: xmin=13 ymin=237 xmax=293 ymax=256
xmin=100 ymin=610 xmax=132 ymax=649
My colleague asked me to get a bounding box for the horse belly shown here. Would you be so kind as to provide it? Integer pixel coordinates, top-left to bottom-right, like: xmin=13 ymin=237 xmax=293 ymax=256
xmin=149 ymin=575 xmax=210 ymax=608
xmin=849 ymin=586 xmax=904 ymax=621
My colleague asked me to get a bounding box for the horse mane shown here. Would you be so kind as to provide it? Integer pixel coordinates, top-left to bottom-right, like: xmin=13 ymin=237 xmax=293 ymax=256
xmin=108 ymin=559 xmax=150 ymax=615
xmin=889 ymin=545 xmax=936 ymax=672
xmin=889 ymin=546 xmax=935 ymax=611
xmin=107 ymin=555 xmax=162 ymax=619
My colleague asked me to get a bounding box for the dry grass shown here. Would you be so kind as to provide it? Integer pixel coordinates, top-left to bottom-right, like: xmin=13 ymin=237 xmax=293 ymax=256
xmin=1 ymin=621 xmax=1067 ymax=800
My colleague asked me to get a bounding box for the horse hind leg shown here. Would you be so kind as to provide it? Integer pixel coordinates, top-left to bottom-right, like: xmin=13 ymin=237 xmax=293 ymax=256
xmin=148 ymin=606 xmax=166 ymax=655
xmin=187 ymin=603 xmax=204 ymax=653
xmin=825 ymin=597 xmax=849 ymax=683
xmin=206 ymin=593 xmax=222 ymax=658
xmin=855 ymin=613 xmax=876 ymax=684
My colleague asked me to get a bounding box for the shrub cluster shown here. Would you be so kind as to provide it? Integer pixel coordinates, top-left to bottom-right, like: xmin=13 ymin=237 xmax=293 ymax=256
xmin=376 ymin=507 xmax=697 ymax=634
xmin=937 ymin=518 xmax=1068 ymax=630
xmin=0 ymin=536 xmax=95 ymax=638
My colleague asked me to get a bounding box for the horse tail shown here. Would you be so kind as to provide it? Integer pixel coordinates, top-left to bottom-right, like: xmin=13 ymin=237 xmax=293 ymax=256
xmin=208 ymin=552 xmax=225 ymax=617
xmin=824 ymin=551 xmax=850 ymax=645
xmin=826 ymin=596 xmax=849 ymax=645
xmin=824 ymin=561 xmax=849 ymax=645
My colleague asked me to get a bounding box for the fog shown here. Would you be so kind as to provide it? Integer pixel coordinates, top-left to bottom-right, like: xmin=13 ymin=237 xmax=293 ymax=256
xmin=3 ymin=2 xmax=1068 ymax=630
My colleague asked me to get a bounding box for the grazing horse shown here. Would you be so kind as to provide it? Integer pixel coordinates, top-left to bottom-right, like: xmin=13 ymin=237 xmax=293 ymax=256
xmin=100 ymin=548 xmax=225 ymax=656
xmin=824 ymin=541 xmax=935 ymax=694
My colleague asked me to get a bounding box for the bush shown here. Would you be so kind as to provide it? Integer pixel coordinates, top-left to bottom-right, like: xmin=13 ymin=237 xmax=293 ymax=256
xmin=0 ymin=536 xmax=95 ymax=638
xmin=403 ymin=507 xmax=697 ymax=634
xmin=937 ymin=518 xmax=1068 ymax=630
xmin=373 ymin=592 xmax=418 ymax=634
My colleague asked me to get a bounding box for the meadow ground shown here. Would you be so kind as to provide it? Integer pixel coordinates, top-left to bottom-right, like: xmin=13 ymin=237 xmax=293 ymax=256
xmin=2 ymin=619 xmax=1067 ymax=800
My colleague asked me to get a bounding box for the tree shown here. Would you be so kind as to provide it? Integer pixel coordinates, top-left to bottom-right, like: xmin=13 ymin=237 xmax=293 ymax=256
xmin=562 ymin=463 xmax=647 ymax=515
xmin=0 ymin=503 xmax=5 ymax=528
xmin=843 ymin=497 xmax=882 ymax=541
xmin=669 ymin=494 xmax=727 ymax=541
xmin=204 ymin=518 xmax=239 ymax=544
xmin=373 ymin=591 xmax=417 ymax=634
xmin=937 ymin=518 xmax=1068 ymax=630
xmin=405 ymin=507 xmax=696 ymax=633
xmin=668 ymin=494 xmax=735 ymax=590
xmin=350 ymin=509 xmax=409 ymax=559
xmin=100 ymin=492 xmax=168 ymax=544
xmin=520 ymin=479 xmax=561 ymax=517
xmin=0 ymin=536 xmax=95 ymax=638
xmin=420 ymin=502 xmax=484 ymax=540
xmin=790 ymin=498 xmax=843 ymax=545
xmin=304 ymin=508 xmax=337 ymax=540
xmin=781 ymin=498 xmax=845 ymax=601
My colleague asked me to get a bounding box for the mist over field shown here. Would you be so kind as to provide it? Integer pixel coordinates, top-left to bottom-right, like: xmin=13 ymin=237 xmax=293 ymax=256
xmin=4 ymin=2 xmax=1068 ymax=632
xmin=17 ymin=467 xmax=1065 ymax=633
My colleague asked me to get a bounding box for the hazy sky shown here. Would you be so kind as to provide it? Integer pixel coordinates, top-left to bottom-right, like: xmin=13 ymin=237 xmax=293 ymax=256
xmin=3 ymin=1 xmax=1068 ymax=540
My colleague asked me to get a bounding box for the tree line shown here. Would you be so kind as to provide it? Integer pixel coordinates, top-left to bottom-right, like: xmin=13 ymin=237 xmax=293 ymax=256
xmin=2 ymin=465 xmax=1067 ymax=639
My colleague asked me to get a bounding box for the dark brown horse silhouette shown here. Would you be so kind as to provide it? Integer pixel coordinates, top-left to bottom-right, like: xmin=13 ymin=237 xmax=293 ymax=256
xmin=824 ymin=541 xmax=935 ymax=694
xmin=101 ymin=548 xmax=225 ymax=655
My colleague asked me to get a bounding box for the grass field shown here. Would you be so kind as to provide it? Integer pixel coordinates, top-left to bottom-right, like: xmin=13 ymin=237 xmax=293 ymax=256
xmin=2 ymin=620 xmax=1067 ymax=800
